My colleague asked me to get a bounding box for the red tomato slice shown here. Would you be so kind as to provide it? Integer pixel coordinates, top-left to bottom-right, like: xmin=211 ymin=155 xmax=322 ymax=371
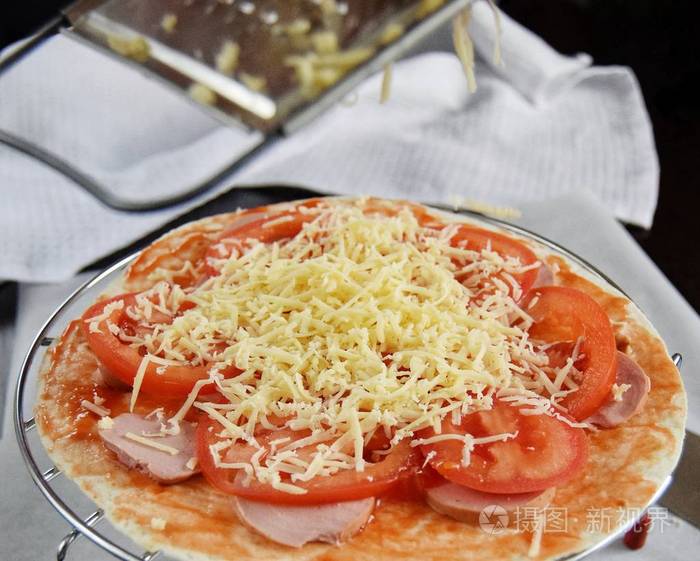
xmin=449 ymin=226 xmax=541 ymax=296
xmin=203 ymin=199 xmax=442 ymax=276
xmin=420 ymin=400 xmax=588 ymax=494
xmin=204 ymin=211 xmax=317 ymax=276
xmin=523 ymin=286 xmax=617 ymax=420
xmin=81 ymin=294 xmax=232 ymax=397
xmin=196 ymin=417 xmax=417 ymax=505
xmin=361 ymin=198 xmax=441 ymax=226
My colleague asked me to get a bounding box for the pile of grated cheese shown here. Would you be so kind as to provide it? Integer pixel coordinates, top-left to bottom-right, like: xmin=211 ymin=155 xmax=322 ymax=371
xmin=117 ymin=200 xmax=585 ymax=494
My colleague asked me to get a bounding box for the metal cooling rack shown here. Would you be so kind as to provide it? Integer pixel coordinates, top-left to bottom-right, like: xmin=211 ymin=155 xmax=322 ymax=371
xmin=13 ymin=206 xmax=682 ymax=560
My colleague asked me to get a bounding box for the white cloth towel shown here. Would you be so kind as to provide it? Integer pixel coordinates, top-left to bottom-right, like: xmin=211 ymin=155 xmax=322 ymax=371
xmin=0 ymin=3 xmax=659 ymax=283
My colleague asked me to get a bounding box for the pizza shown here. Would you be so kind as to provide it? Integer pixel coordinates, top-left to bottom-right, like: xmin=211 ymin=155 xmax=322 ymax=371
xmin=35 ymin=197 xmax=686 ymax=561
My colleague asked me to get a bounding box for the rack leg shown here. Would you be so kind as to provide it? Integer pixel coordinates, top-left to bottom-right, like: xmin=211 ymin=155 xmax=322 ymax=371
xmin=56 ymin=510 xmax=104 ymax=561
xmin=56 ymin=529 xmax=80 ymax=561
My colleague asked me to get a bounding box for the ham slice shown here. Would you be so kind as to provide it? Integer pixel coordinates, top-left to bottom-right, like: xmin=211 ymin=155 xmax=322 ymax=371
xmin=532 ymin=263 xmax=555 ymax=288
xmin=585 ymin=351 xmax=650 ymax=428
xmin=425 ymin=480 xmax=555 ymax=523
xmin=99 ymin=413 xmax=200 ymax=484
xmin=233 ymin=496 xmax=375 ymax=547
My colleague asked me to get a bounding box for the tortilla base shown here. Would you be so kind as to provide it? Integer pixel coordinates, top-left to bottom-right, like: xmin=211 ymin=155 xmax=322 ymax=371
xmin=35 ymin=202 xmax=686 ymax=561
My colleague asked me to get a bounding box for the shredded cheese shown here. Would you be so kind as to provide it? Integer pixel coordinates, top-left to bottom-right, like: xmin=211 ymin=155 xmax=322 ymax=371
xmin=107 ymin=34 xmax=150 ymax=62
xmin=188 ymin=83 xmax=216 ymax=105
xmin=311 ymin=31 xmax=339 ymax=55
xmin=81 ymin=399 xmax=110 ymax=417
xmin=215 ymin=40 xmax=240 ymax=75
xmin=150 ymin=517 xmax=167 ymax=530
xmin=285 ymin=18 xmax=311 ymax=36
xmin=380 ymin=22 xmax=404 ymax=45
xmin=528 ymin=509 xmax=545 ymax=558
xmin=124 ymin=432 xmax=180 ymax=456
xmin=129 ymin=355 xmax=151 ymax=412
xmin=380 ymin=64 xmax=392 ymax=104
xmin=116 ymin=200 xmax=579 ymax=494
xmin=612 ymin=383 xmax=631 ymax=402
xmin=452 ymin=8 xmax=477 ymax=93
xmin=89 ymin=300 xmax=124 ymax=333
xmin=240 ymin=72 xmax=267 ymax=93
xmin=449 ymin=195 xmax=523 ymax=220
xmin=417 ymin=0 xmax=446 ymax=19
xmin=160 ymin=13 xmax=177 ymax=34
xmin=486 ymin=0 xmax=503 ymax=66
xmin=319 ymin=0 xmax=340 ymax=17
xmin=287 ymin=48 xmax=374 ymax=98
xmin=97 ymin=416 xmax=114 ymax=430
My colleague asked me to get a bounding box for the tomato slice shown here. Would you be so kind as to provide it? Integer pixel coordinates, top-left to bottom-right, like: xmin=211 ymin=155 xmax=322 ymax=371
xmin=81 ymin=294 xmax=229 ymax=397
xmin=196 ymin=417 xmax=417 ymax=505
xmin=204 ymin=211 xmax=317 ymax=276
xmin=361 ymin=198 xmax=442 ymax=226
xmin=523 ymin=286 xmax=617 ymax=420
xmin=420 ymin=400 xmax=588 ymax=494
xmin=203 ymin=199 xmax=443 ymax=277
xmin=448 ymin=226 xmax=541 ymax=296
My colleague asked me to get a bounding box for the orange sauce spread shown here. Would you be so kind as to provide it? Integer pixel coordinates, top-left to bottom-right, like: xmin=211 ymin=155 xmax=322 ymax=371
xmin=33 ymin=216 xmax=685 ymax=561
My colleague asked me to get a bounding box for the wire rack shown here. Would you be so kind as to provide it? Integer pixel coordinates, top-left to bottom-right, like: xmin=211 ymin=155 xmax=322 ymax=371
xmin=13 ymin=210 xmax=682 ymax=561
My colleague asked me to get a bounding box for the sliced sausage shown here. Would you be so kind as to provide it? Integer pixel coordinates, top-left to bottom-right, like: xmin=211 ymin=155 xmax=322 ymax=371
xmin=532 ymin=262 xmax=555 ymax=288
xmin=233 ymin=496 xmax=375 ymax=547
xmin=99 ymin=413 xmax=199 ymax=484
xmin=425 ymin=480 xmax=555 ymax=524
xmin=585 ymin=351 xmax=651 ymax=428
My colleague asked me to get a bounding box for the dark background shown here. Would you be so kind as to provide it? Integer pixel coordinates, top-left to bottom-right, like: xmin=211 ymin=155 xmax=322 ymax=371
xmin=1 ymin=0 xmax=698 ymax=311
